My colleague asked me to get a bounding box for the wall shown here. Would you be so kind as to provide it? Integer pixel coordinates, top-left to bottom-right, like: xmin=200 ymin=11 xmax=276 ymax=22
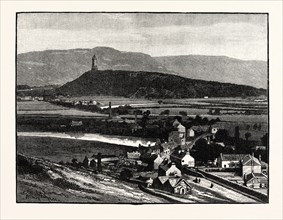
xmin=221 ymin=160 xmax=240 ymax=168
xmin=242 ymin=165 xmax=261 ymax=177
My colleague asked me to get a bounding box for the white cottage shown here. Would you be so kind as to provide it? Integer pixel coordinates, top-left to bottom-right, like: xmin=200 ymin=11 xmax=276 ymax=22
xmin=170 ymin=150 xmax=195 ymax=168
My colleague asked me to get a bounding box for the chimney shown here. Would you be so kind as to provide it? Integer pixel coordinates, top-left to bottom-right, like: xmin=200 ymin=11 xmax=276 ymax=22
xmin=108 ymin=102 xmax=112 ymax=119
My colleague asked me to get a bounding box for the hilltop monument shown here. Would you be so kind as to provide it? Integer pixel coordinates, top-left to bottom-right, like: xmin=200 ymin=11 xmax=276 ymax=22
xmin=91 ymin=54 xmax=98 ymax=71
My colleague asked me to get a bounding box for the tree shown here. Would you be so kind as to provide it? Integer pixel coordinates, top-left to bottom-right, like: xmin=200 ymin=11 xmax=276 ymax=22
xmin=191 ymin=138 xmax=209 ymax=163
xmin=201 ymin=117 xmax=209 ymax=125
xmin=134 ymin=109 xmax=143 ymax=115
xmin=194 ymin=115 xmax=203 ymax=125
xmin=234 ymin=126 xmax=240 ymax=142
xmin=83 ymin=156 xmax=89 ymax=168
xmin=245 ymin=132 xmax=252 ymax=141
xmin=215 ymin=129 xmax=229 ymax=142
xmin=120 ymin=169 xmax=133 ymax=180
xmin=253 ymin=123 xmax=258 ymax=130
xmin=261 ymin=133 xmax=268 ymax=146
xmin=71 ymin=158 xmax=78 ymax=167
xmin=246 ymin=125 xmax=250 ymax=130
xmin=179 ymin=111 xmax=187 ymax=116
xmin=214 ymin=109 xmax=221 ymax=115
xmin=141 ymin=110 xmax=151 ymax=128
xmin=160 ymin=109 xmax=170 ymax=115
xmin=158 ymin=100 xmax=163 ymax=104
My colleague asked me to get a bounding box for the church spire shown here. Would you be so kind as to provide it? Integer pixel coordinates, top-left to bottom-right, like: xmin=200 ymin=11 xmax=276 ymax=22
xmin=92 ymin=54 xmax=98 ymax=71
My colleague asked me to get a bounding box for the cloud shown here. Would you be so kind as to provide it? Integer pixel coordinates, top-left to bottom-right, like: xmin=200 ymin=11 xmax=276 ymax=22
xmin=17 ymin=13 xmax=267 ymax=60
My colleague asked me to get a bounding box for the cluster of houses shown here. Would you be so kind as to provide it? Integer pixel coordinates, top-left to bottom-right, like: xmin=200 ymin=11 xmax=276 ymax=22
xmin=124 ymin=118 xmax=268 ymax=193
xmin=52 ymin=97 xmax=99 ymax=107
xmin=17 ymin=96 xmax=44 ymax=101
xmin=125 ymin=119 xmax=196 ymax=195
xmin=152 ymin=160 xmax=192 ymax=195
xmin=217 ymin=153 xmax=268 ymax=188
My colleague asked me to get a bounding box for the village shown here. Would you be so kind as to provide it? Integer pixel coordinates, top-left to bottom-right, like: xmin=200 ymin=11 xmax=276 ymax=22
xmin=16 ymin=54 xmax=269 ymax=203
xmin=55 ymin=116 xmax=268 ymax=201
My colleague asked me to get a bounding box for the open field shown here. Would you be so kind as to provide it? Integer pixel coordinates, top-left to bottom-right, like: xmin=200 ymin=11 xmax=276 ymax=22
xmin=17 ymin=101 xmax=107 ymax=117
xmin=17 ymin=136 xmax=135 ymax=164
xmin=55 ymin=96 xmax=268 ymax=111
xmin=215 ymin=119 xmax=267 ymax=141
xmin=17 ymin=97 xmax=268 ymax=119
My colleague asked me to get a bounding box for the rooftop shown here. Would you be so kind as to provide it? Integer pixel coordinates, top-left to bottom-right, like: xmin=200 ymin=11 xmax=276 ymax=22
xmin=241 ymin=155 xmax=261 ymax=166
xmin=245 ymin=172 xmax=268 ymax=182
xmin=157 ymin=176 xmax=191 ymax=187
xmin=220 ymin=154 xmax=246 ymax=161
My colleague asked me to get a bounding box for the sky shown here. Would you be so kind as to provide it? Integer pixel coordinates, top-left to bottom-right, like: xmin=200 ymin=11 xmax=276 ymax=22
xmin=17 ymin=13 xmax=267 ymax=61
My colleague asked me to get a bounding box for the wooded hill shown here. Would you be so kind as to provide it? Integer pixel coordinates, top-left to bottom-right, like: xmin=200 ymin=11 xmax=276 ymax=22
xmin=57 ymin=70 xmax=266 ymax=99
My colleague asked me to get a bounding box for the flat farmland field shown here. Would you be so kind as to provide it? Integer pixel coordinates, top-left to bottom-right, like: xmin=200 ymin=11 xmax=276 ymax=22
xmin=17 ymin=101 xmax=107 ymax=117
xmin=67 ymin=96 xmax=159 ymax=107
xmin=17 ymin=97 xmax=268 ymax=141
xmin=17 ymin=136 xmax=134 ymax=164
xmin=17 ymin=101 xmax=68 ymax=111
xmin=142 ymin=107 xmax=209 ymax=115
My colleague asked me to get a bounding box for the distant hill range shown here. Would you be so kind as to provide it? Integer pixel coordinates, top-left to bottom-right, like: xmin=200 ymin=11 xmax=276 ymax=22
xmin=17 ymin=47 xmax=171 ymax=86
xmin=57 ymin=70 xmax=266 ymax=99
xmin=155 ymin=55 xmax=267 ymax=89
xmin=17 ymin=47 xmax=267 ymax=89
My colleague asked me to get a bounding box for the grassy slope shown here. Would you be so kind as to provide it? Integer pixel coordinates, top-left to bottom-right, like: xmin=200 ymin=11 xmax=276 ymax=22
xmin=17 ymin=154 xmax=167 ymax=203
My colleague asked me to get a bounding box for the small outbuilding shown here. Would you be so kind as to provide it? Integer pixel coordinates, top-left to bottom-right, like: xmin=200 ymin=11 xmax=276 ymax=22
xmin=244 ymin=172 xmax=268 ymax=188
xmin=153 ymin=176 xmax=192 ymax=195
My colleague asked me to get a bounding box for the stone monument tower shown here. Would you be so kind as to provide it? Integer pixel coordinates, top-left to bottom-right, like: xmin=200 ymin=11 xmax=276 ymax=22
xmin=92 ymin=54 xmax=98 ymax=71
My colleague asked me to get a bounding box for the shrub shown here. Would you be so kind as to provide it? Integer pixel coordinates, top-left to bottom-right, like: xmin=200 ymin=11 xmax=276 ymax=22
xmin=160 ymin=109 xmax=170 ymax=115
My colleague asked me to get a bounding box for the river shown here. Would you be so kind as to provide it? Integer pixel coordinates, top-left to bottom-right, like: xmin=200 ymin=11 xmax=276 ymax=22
xmin=17 ymin=132 xmax=155 ymax=147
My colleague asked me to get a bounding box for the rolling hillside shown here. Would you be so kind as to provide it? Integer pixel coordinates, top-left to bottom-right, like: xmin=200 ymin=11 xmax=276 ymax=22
xmin=155 ymin=55 xmax=267 ymax=89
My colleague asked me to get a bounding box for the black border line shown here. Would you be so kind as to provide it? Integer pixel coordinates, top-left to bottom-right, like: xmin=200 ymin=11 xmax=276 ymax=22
xmin=15 ymin=11 xmax=270 ymax=205
xmin=267 ymin=12 xmax=269 ymax=203
xmin=15 ymin=12 xmax=18 ymax=203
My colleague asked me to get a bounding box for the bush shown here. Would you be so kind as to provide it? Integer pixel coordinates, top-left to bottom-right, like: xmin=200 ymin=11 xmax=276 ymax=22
xmin=160 ymin=109 xmax=170 ymax=115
